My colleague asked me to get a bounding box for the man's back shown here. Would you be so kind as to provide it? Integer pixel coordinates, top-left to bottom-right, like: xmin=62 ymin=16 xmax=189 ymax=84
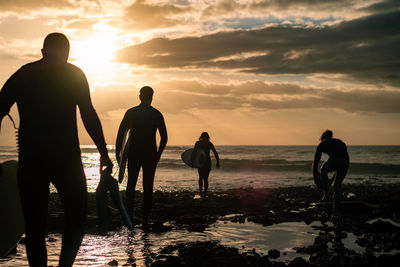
xmin=1 ymin=59 xmax=90 ymax=157
xmin=317 ymin=138 xmax=348 ymax=157
xmin=124 ymin=104 xmax=165 ymax=157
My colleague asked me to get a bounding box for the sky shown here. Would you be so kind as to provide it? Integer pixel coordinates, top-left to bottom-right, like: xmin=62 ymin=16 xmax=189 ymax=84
xmin=0 ymin=0 xmax=399 ymax=146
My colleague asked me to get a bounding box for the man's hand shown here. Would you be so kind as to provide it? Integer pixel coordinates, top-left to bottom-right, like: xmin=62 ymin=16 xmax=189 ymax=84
xmin=100 ymin=154 xmax=113 ymax=175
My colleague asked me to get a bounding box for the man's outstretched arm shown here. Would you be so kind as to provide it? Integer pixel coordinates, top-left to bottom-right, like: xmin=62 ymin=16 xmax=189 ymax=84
xmin=79 ymin=103 xmax=113 ymax=173
xmin=76 ymin=70 xmax=112 ymax=173
xmin=312 ymin=146 xmax=322 ymax=175
xmin=211 ymin=144 xmax=220 ymax=168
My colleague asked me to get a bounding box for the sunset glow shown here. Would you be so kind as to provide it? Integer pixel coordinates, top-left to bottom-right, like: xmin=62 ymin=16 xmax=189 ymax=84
xmin=0 ymin=0 xmax=399 ymax=145
xmin=71 ymin=31 xmax=117 ymax=74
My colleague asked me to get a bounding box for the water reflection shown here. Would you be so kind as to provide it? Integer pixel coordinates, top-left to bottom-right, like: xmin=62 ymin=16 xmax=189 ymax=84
xmin=2 ymin=220 xmax=323 ymax=266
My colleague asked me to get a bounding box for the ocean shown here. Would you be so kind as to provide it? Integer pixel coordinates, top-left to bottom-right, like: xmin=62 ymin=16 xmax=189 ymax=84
xmin=2 ymin=145 xmax=400 ymax=266
xmin=1 ymin=145 xmax=400 ymax=192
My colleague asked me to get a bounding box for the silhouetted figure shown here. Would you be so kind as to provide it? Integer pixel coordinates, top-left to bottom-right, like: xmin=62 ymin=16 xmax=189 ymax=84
xmin=0 ymin=33 xmax=113 ymax=267
xmin=191 ymin=132 xmax=220 ymax=193
xmin=115 ymin=86 xmax=167 ymax=227
xmin=312 ymin=130 xmax=349 ymax=213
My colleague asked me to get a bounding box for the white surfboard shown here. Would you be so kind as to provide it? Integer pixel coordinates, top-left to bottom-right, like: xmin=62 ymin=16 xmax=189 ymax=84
xmin=0 ymin=160 xmax=24 ymax=258
xmin=181 ymin=148 xmax=206 ymax=168
xmin=118 ymin=128 xmax=132 ymax=183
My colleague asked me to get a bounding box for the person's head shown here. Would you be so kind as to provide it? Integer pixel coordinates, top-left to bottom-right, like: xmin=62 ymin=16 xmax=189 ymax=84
xmin=139 ymin=86 xmax=154 ymax=105
xmin=320 ymin=130 xmax=333 ymax=141
xmin=199 ymin=132 xmax=210 ymax=141
xmin=41 ymin=33 xmax=70 ymax=62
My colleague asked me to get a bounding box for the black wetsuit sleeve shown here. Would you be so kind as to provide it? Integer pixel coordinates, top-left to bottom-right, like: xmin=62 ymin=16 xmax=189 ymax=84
xmin=157 ymin=113 xmax=168 ymax=157
xmin=313 ymin=143 xmax=323 ymax=173
xmin=210 ymin=142 xmax=219 ymax=165
xmin=76 ymin=70 xmax=108 ymax=157
xmin=0 ymin=70 xmax=21 ymax=120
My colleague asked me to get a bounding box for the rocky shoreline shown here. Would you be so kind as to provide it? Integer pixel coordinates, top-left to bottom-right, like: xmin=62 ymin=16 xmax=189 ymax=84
xmin=43 ymin=183 xmax=400 ymax=266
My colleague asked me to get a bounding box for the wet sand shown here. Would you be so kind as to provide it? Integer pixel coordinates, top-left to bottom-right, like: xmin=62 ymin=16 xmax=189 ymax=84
xmin=8 ymin=184 xmax=400 ymax=266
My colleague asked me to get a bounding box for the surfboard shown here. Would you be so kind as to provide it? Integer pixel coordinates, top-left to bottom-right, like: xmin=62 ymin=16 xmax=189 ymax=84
xmin=0 ymin=160 xmax=24 ymax=258
xmin=118 ymin=128 xmax=132 ymax=183
xmin=96 ymin=172 xmax=133 ymax=235
xmin=181 ymin=148 xmax=206 ymax=168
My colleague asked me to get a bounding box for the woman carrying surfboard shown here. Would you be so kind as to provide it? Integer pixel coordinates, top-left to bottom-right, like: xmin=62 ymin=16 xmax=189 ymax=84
xmin=191 ymin=132 xmax=220 ymax=193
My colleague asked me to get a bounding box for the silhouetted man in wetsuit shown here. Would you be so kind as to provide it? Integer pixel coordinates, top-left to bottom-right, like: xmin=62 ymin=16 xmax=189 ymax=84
xmin=0 ymin=33 xmax=113 ymax=267
xmin=313 ymin=130 xmax=349 ymax=213
xmin=116 ymin=86 xmax=167 ymax=226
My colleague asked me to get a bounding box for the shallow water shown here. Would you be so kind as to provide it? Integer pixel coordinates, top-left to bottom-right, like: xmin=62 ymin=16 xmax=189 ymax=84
xmin=2 ymin=145 xmax=400 ymax=193
xmin=2 ymin=217 xmax=372 ymax=266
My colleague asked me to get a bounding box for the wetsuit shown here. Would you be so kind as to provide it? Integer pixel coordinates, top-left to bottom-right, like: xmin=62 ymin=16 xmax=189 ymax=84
xmin=0 ymin=58 xmax=103 ymax=266
xmin=315 ymin=137 xmax=349 ymax=210
xmin=193 ymin=140 xmax=218 ymax=193
xmin=116 ymin=103 xmax=167 ymax=222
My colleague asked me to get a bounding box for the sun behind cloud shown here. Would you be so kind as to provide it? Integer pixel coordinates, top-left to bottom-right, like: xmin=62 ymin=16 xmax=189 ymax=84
xmin=70 ymin=27 xmax=118 ymax=75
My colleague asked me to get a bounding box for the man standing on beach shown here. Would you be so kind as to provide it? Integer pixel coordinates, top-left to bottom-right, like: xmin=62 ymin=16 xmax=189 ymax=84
xmin=0 ymin=33 xmax=113 ymax=266
xmin=116 ymin=86 xmax=167 ymax=227
xmin=313 ymin=130 xmax=349 ymax=214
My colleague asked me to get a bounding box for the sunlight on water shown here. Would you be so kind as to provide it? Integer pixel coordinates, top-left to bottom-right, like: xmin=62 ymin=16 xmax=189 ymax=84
xmin=2 ymin=145 xmax=400 ymax=193
xmin=2 ymin=220 xmax=325 ymax=266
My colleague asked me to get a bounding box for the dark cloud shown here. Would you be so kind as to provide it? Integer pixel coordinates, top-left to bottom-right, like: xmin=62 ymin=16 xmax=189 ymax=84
xmin=91 ymin=80 xmax=400 ymax=115
xmin=123 ymin=0 xmax=191 ymax=30
xmin=115 ymin=10 xmax=400 ymax=86
xmin=201 ymin=0 xmax=357 ymax=18
xmin=360 ymin=0 xmax=400 ymax=13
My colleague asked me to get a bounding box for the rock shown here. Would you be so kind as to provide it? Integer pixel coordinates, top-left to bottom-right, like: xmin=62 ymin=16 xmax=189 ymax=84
xmin=378 ymin=254 xmax=397 ymax=267
xmin=165 ymin=256 xmax=182 ymax=266
xmin=288 ymin=257 xmax=308 ymax=267
xmin=257 ymin=255 xmax=272 ymax=267
xmin=268 ymin=249 xmax=280 ymax=259
xmin=107 ymin=259 xmax=118 ymax=266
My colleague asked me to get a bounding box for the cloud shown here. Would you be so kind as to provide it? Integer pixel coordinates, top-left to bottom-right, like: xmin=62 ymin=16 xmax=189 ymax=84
xmin=122 ymin=0 xmax=192 ymax=30
xmin=91 ymin=80 xmax=400 ymax=116
xmin=0 ymin=0 xmax=73 ymax=13
xmin=201 ymin=0 xmax=377 ymax=20
xmin=0 ymin=51 xmax=19 ymax=61
xmin=360 ymin=0 xmax=400 ymax=13
xmin=115 ymin=10 xmax=400 ymax=87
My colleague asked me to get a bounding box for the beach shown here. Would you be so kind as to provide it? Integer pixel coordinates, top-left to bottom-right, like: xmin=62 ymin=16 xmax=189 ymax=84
xmin=1 ymin=145 xmax=400 ymax=266
xmin=2 ymin=183 xmax=400 ymax=266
